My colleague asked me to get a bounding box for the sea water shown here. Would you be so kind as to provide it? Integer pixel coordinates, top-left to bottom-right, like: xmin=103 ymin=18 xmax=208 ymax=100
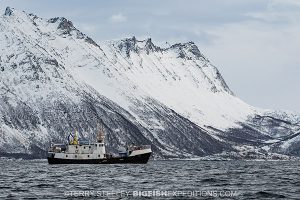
xmin=0 ymin=159 xmax=299 ymax=199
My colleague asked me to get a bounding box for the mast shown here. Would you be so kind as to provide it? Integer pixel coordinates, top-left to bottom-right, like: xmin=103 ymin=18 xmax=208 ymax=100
xmin=74 ymin=130 xmax=79 ymax=145
xmin=97 ymin=124 xmax=105 ymax=143
xmin=69 ymin=130 xmax=79 ymax=145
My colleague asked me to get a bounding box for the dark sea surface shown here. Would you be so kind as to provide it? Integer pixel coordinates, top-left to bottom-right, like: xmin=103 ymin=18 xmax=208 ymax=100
xmin=0 ymin=159 xmax=299 ymax=199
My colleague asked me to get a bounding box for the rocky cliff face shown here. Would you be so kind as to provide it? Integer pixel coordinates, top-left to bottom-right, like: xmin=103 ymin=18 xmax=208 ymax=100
xmin=0 ymin=7 xmax=299 ymax=159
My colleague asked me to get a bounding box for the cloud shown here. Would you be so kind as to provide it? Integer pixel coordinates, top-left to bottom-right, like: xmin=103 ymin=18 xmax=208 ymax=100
xmin=77 ymin=23 xmax=98 ymax=34
xmin=198 ymin=7 xmax=300 ymax=112
xmin=270 ymin=0 xmax=300 ymax=7
xmin=109 ymin=13 xmax=127 ymax=23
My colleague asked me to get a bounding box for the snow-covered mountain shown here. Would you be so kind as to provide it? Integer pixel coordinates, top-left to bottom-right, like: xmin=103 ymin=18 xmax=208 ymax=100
xmin=0 ymin=7 xmax=300 ymax=159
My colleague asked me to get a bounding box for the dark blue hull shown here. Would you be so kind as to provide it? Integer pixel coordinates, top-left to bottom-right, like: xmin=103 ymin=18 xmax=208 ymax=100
xmin=47 ymin=152 xmax=151 ymax=164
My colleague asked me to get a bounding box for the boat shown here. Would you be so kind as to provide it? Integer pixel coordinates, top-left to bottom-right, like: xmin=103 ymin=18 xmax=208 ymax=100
xmin=47 ymin=126 xmax=152 ymax=164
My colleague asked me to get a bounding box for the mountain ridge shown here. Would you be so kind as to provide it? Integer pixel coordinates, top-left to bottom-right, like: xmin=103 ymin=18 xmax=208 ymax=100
xmin=1 ymin=7 xmax=300 ymax=159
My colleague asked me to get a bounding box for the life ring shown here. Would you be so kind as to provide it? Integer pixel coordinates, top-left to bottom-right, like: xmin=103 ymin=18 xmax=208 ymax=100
xmin=75 ymin=150 xmax=78 ymax=153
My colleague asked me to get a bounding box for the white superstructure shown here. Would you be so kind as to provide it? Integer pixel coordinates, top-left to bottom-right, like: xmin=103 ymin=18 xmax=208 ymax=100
xmin=51 ymin=142 xmax=106 ymax=160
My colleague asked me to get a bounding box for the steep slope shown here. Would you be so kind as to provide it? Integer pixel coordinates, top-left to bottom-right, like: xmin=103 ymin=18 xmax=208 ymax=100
xmin=97 ymin=38 xmax=256 ymax=130
xmin=0 ymin=7 xmax=299 ymax=159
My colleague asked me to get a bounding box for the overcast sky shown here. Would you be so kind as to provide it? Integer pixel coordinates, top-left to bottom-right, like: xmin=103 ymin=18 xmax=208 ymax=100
xmin=1 ymin=0 xmax=299 ymax=113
